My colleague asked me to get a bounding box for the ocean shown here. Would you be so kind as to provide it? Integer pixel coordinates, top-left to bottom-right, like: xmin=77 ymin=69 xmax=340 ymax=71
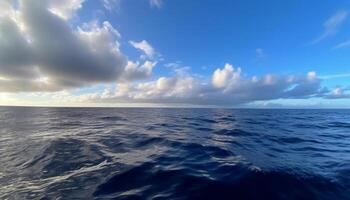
xmin=0 ymin=107 xmax=349 ymax=199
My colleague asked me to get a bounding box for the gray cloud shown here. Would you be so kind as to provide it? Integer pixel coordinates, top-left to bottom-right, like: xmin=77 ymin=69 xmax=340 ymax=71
xmin=60 ymin=65 xmax=332 ymax=106
xmin=0 ymin=16 xmax=36 ymax=79
xmin=324 ymin=86 xmax=350 ymax=99
xmin=0 ymin=0 xmax=154 ymax=92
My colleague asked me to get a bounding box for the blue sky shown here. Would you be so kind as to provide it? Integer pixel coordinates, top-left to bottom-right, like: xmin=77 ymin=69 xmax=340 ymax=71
xmin=102 ymin=1 xmax=350 ymax=72
xmin=84 ymin=0 xmax=350 ymax=84
xmin=0 ymin=0 xmax=350 ymax=107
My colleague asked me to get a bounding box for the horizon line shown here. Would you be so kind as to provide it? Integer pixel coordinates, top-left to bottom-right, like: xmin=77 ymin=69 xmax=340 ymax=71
xmin=1 ymin=104 xmax=350 ymax=109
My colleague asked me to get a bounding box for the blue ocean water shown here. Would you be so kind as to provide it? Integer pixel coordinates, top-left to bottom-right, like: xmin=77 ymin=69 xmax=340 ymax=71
xmin=0 ymin=107 xmax=350 ymax=199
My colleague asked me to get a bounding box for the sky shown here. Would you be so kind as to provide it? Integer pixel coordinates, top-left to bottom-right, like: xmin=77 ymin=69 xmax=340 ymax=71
xmin=0 ymin=0 xmax=350 ymax=107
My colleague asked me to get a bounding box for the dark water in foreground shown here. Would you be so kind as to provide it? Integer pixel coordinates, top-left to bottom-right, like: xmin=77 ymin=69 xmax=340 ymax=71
xmin=0 ymin=107 xmax=350 ymax=199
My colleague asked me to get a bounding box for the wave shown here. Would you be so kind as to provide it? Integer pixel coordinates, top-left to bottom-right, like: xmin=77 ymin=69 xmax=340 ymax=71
xmin=94 ymin=161 xmax=347 ymax=200
xmin=1 ymin=107 xmax=350 ymax=199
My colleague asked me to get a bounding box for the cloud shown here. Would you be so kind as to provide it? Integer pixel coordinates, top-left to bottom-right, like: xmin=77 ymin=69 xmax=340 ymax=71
xmin=122 ymin=60 xmax=157 ymax=81
xmin=49 ymin=63 xmax=332 ymax=106
xmin=212 ymin=63 xmax=241 ymax=88
xmin=319 ymin=73 xmax=350 ymax=79
xmin=255 ymin=48 xmax=265 ymax=58
xmin=0 ymin=0 xmax=153 ymax=92
xmin=333 ymin=39 xmax=350 ymax=49
xmin=165 ymin=62 xmax=191 ymax=76
xmin=100 ymin=0 xmax=162 ymax=10
xmin=150 ymin=0 xmax=162 ymax=8
xmin=48 ymin=0 xmax=85 ymax=19
xmin=312 ymin=10 xmax=348 ymax=44
xmin=129 ymin=40 xmax=156 ymax=59
xmin=101 ymin=0 xmax=120 ymax=11
xmin=325 ymin=86 xmax=350 ymax=99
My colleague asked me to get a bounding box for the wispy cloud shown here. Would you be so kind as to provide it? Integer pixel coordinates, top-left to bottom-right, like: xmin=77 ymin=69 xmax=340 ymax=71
xmin=150 ymin=0 xmax=162 ymax=8
xmin=312 ymin=10 xmax=348 ymax=44
xmin=129 ymin=40 xmax=156 ymax=59
xmin=255 ymin=48 xmax=265 ymax=58
xmin=101 ymin=0 xmax=162 ymax=10
xmin=333 ymin=39 xmax=350 ymax=49
xmin=101 ymin=0 xmax=120 ymax=11
xmin=165 ymin=62 xmax=192 ymax=77
xmin=319 ymin=73 xmax=350 ymax=79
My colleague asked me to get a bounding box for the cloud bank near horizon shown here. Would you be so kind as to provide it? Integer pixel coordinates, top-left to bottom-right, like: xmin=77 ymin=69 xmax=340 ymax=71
xmin=34 ymin=64 xmax=348 ymax=106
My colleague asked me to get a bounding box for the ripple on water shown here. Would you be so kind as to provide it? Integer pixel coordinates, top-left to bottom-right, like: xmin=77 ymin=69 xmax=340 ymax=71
xmin=0 ymin=108 xmax=350 ymax=199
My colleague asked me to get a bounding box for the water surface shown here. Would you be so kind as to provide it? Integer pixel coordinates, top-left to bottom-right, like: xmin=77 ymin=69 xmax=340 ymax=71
xmin=0 ymin=107 xmax=350 ymax=199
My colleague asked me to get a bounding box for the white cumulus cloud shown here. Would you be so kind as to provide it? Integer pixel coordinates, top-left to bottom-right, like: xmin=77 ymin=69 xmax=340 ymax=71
xmin=129 ymin=40 xmax=156 ymax=59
